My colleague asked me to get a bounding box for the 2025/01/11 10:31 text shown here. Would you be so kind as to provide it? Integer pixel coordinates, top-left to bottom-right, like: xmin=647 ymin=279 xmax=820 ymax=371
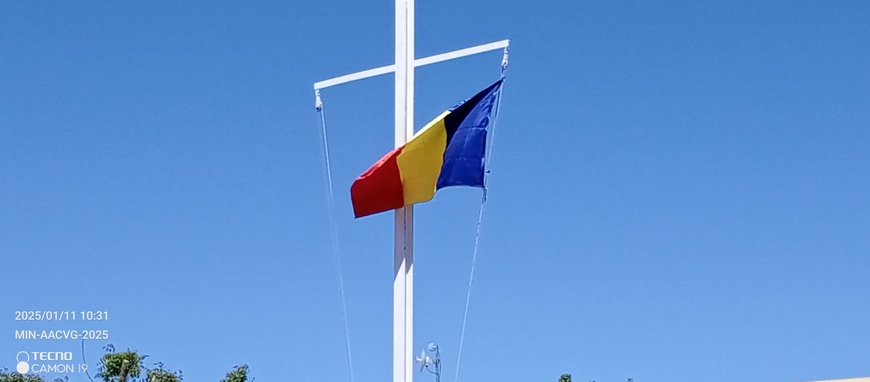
xmin=14 ymin=311 xmax=109 ymax=321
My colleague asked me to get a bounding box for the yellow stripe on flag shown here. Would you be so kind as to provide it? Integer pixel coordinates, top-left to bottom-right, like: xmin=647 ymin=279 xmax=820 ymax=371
xmin=396 ymin=111 xmax=451 ymax=205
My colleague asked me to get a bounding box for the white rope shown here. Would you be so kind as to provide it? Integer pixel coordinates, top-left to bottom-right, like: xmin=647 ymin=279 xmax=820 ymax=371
xmin=453 ymin=199 xmax=486 ymax=382
xmin=454 ymin=70 xmax=507 ymax=382
xmin=316 ymin=99 xmax=355 ymax=382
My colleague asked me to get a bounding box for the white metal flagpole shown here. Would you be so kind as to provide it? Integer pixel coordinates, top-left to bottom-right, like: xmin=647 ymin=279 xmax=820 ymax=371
xmin=393 ymin=2 xmax=414 ymax=382
xmin=313 ymin=5 xmax=508 ymax=382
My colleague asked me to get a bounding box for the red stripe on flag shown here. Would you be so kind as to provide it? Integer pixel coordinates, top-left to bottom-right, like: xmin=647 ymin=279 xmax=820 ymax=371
xmin=350 ymin=147 xmax=406 ymax=218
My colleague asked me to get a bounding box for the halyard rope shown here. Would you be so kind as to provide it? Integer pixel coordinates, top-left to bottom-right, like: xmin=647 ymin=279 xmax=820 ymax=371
xmin=315 ymin=93 xmax=355 ymax=382
xmin=454 ymin=61 xmax=508 ymax=382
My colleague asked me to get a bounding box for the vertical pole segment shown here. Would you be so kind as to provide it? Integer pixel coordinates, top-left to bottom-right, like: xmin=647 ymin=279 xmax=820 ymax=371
xmin=403 ymin=2 xmax=415 ymax=382
xmin=393 ymin=1 xmax=414 ymax=382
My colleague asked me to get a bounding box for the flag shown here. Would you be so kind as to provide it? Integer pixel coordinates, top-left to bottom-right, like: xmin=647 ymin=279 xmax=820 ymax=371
xmin=350 ymin=79 xmax=503 ymax=218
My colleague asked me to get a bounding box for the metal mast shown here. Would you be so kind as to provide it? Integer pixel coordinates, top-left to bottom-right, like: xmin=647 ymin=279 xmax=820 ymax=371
xmin=393 ymin=2 xmax=415 ymax=382
xmin=313 ymin=2 xmax=508 ymax=381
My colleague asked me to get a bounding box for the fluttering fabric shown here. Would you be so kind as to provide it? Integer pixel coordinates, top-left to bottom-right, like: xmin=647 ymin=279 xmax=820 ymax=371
xmin=350 ymin=79 xmax=503 ymax=218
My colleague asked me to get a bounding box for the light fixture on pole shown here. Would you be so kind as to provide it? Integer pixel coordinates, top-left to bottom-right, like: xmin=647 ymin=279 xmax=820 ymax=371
xmin=416 ymin=342 xmax=441 ymax=382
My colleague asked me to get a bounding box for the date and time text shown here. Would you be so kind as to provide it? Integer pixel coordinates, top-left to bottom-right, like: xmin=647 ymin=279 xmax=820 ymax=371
xmin=12 ymin=311 xmax=110 ymax=341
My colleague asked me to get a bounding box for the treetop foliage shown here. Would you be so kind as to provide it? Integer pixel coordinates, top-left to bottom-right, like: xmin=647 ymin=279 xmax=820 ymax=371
xmin=2 ymin=345 xmax=247 ymax=382
xmin=219 ymin=365 xmax=250 ymax=382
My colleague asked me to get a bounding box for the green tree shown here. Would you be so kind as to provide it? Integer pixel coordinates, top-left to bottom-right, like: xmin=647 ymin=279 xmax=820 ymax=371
xmin=97 ymin=348 xmax=145 ymax=382
xmin=5 ymin=347 xmax=245 ymax=382
xmin=0 ymin=369 xmax=45 ymax=382
xmin=559 ymin=374 xmax=571 ymax=382
xmin=146 ymin=362 xmax=181 ymax=382
xmin=219 ymin=365 xmax=250 ymax=382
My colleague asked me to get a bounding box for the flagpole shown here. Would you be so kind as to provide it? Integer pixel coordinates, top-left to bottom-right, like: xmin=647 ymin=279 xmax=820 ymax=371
xmin=313 ymin=7 xmax=508 ymax=382
xmin=393 ymin=1 xmax=415 ymax=382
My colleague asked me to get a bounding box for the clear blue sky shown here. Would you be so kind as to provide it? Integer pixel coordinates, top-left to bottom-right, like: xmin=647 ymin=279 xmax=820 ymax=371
xmin=2 ymin=1 xmax=869 ymax=381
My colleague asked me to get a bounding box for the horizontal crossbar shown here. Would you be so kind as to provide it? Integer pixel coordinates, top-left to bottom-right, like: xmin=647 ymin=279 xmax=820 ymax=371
xmin=313 ymin=39 xmax=509 ymax=90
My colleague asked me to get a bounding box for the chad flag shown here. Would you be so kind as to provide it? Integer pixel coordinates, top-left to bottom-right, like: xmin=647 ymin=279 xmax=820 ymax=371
xmin=350 ymin=79 xmax=503 ymax=218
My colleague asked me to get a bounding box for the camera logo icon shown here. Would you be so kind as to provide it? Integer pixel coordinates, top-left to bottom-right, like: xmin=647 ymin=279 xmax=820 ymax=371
xmin=16 ymin=351 xmax=29 ymax=374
